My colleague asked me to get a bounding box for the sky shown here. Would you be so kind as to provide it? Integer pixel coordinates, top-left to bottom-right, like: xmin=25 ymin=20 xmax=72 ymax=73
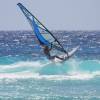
xmin=0 ymin=0 xmax=100 ymax=30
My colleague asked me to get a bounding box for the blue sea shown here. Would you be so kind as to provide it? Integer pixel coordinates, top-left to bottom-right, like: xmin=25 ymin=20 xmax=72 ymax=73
xmin=0 ymin=31 xmax=100 ymax=100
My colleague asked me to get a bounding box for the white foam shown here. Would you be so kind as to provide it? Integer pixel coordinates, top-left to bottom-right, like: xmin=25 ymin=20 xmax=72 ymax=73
xmin=0 ymin=59 xmax=99 ymax=80
xmin=0 ymin=61 xmax=51 ymax=70
xmin=0 ymin=71 xmax=100 ymax=80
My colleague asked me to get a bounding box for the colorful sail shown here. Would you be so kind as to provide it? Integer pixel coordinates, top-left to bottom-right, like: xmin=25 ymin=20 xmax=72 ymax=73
xmin=17 ymin=3 xmax=67 ymax=53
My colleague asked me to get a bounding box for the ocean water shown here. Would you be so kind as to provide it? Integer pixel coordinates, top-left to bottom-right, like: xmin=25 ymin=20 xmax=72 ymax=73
xmin=0 ymin=31 xmax=100 ymax=100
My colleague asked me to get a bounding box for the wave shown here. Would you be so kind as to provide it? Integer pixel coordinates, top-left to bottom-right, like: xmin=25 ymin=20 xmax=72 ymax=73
xmin=0 ymin=59 xmax=99 ymax=80
xmin=0 ymin=61 xmax=50 ymax=70
xmin=0 ymin=71 xmax=100 ymax=80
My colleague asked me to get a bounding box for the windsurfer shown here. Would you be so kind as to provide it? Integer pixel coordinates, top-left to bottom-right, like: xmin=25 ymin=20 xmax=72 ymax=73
xmin=17 ymin=3 xmax=79 ymax=62
xmin=43 ymin=45 xmax=67 ymax=60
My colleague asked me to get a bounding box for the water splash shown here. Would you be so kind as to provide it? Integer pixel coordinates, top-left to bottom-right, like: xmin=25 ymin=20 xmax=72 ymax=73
xmin=0 ymin=59 xmax=99 ymax=80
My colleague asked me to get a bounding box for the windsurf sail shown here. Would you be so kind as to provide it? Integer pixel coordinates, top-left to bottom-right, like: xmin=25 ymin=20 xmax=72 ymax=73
xmin=17 ymin=3 xmax=67 ymax=54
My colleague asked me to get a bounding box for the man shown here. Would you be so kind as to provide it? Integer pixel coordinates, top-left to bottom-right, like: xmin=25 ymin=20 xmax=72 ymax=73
xmin=43 ymin=45 xmax=67 ymax=61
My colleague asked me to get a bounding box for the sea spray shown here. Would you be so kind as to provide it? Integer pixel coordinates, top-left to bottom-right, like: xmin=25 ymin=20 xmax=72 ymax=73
xmin=0 ymin=59 xmax=99 ymax=80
